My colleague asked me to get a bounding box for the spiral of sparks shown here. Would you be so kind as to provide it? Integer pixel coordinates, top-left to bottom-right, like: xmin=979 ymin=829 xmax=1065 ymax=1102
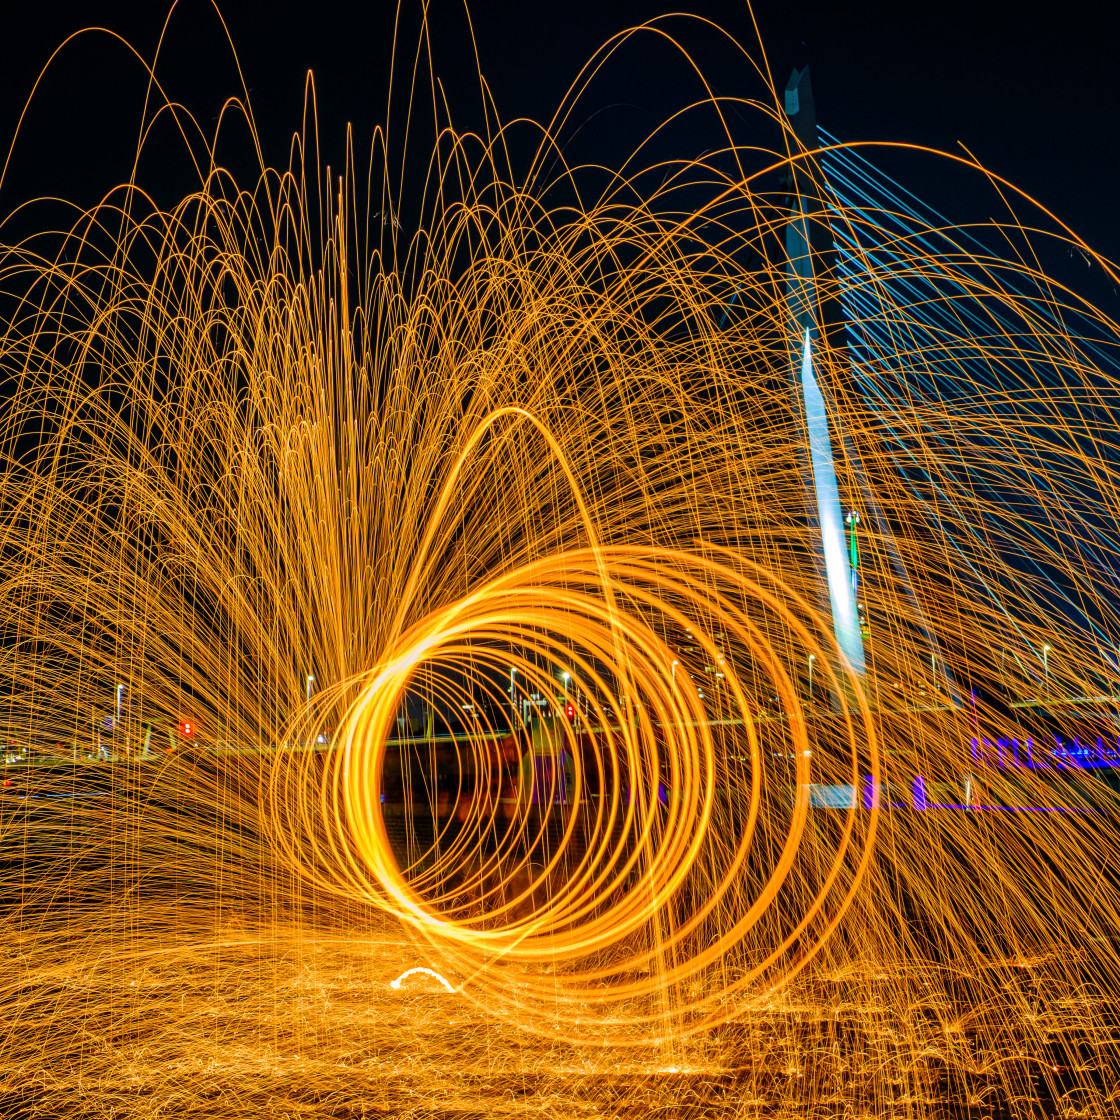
xmin=0 ymin=11 xmax=1119 ymax=1117
xmin=270 ymin=544 xmax=877 ymax=1042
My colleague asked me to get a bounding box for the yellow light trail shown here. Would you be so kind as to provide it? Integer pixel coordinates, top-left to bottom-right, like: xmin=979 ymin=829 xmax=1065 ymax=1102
xmin=0 ymin=9 xmax=1117 ymax=1117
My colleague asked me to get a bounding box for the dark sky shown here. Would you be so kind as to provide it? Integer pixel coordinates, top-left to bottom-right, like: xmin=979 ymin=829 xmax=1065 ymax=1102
xmin=1 ymin=0 xmax=1117 ymax=262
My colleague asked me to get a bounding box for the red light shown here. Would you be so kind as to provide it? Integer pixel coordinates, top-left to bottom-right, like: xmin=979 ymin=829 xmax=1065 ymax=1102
xmin=565 ymin=703 xmax=575 ymax=720
xmin=180 ymin=721 xmax=192 ymax=737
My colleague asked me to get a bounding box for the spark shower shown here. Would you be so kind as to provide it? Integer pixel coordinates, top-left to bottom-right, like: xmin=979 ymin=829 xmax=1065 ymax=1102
xmin=0 ymin=10 xmax=1119 ymax=1117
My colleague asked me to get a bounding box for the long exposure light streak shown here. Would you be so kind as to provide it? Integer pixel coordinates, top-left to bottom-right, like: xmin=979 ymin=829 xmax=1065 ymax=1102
xmin=0 ymin=11 xmax=1118 ymax=1117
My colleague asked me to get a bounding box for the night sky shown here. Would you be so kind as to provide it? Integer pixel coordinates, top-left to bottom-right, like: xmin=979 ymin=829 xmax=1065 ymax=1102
xmin=1 ymin=1 xmax=1117 ymax=264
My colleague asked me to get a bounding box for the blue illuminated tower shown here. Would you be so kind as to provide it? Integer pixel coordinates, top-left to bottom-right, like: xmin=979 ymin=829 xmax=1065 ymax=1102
xmin=783 ymin=66 xmax=865 ymax=675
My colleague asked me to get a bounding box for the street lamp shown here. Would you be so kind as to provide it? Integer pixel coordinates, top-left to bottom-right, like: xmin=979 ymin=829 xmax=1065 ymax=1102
xmin=306 ymin=675 xmax=315 ymax=745
xmin=116 ymin=683 xmax=124 ymax=728
xmin=510 ymin=668 xmax=517 ymax=727
xmin=807 ymin=654 xmax=815 ymax=705
xmin=1042 ymin=646 xmax=1050 ymax=700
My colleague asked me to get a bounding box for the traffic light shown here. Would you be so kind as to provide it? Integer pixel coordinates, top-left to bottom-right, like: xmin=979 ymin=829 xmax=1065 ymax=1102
xmin=565 ymin=702 xmax=575 ymax=720
xmin=179 ymin=720 xmax=192 ymax=738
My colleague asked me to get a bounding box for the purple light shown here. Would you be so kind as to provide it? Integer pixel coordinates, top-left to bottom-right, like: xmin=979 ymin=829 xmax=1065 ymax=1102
xmin=862 ymin=774 xmax=877 ymax=811
xmin=912 ymin=774 xmax=928 ymax=811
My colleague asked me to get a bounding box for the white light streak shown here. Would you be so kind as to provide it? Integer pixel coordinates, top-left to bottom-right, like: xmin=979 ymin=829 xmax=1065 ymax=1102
xmin=389 ymin=967 xmax=456 ymax=993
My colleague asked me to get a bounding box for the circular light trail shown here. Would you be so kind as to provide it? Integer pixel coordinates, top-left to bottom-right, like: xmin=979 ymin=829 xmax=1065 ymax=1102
xmin=0 ymin=12 xmax=1116 ymax=1115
